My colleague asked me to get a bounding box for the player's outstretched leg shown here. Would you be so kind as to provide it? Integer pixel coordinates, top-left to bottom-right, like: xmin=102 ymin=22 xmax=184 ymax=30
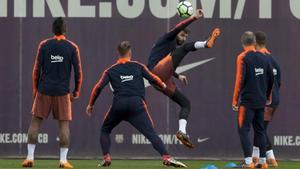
xmin=22 ymin=116 xmax=43 ymax=168
xmin=171 ymin=28 xmax=220 ymax=70
xmin=98 ymin=108 xmax=123 ymax=167
xmin=128 ymin=100 xmax=187 ymax=168
xmin=205 ymin=28 xmax=221 ymax=48
xmin=99 ymin=132 xmax=112 ymax=167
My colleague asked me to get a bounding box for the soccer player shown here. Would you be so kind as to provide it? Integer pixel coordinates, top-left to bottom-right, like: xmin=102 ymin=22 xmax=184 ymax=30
xmin=252 ymin=31 xmax=281 ymax=167
xmin=147 ymin=9 xmax=220 ymax=148
xmin=232 ymin=31 xmax=274 ymax=169
xmin=22 ymin=17 xmax=82 ymax=169
xmin=86 ymin=41 xmax=186 ymax=168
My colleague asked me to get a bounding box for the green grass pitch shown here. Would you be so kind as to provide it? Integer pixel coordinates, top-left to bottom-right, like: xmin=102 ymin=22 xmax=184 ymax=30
xmin=1 ymin=159 xmax=300 ymax=169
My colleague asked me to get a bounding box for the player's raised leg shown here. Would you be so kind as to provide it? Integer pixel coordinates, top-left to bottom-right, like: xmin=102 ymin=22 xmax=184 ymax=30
xmin=171 ymin=28 xmax=221 ymax=70
xmin=22 ymin=116 xmax=43 ymax=168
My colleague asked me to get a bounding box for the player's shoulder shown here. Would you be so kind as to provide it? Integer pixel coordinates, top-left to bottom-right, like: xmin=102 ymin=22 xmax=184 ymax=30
xmin=237 ymin=50 xmax=250 ymax=60
xmin=106 ymin=61 xmax=123 ymax=73
xmin=64 ymin=38 xmax=80 ymax=50
xmin=129 ymin=60 xmax=147 ymax=68
xmin=38 ymin=37 xmax=53 ymax=47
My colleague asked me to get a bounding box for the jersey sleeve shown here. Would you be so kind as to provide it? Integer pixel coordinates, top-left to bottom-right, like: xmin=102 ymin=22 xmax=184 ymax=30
xmin=232 ymin=54 xmax=246 ymax=106
xmin=266 ymin=60 xmax=275 ymax=100
xmin=275 ymin=60 xmax=281 ymax=88
xmin=88 ymin=70 xmax=110 ymax=106
xmin=32 ymin=41 xmax=45 ymax=96
xmin=141 ymin=64 xmax=165 ymax=89
xmin=165 ymin=16 xmax=197 ymax=40
xmin=71 ymin=45 xmax=83 ymax=97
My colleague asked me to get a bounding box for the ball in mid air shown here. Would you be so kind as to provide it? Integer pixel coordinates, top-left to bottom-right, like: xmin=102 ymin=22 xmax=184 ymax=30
xmin=177 ymin=1 xmax=193 ymax=18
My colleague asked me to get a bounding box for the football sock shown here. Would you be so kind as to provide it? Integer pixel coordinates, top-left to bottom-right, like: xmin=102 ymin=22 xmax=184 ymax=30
xmin=259 ymin=157 xmax=267 ymax=164
xmin=27 ymin=144 xmax=36 ymax=160
xmin=194 ymin=41 xmax=207 ymax=49
xmin=252 ymin=146 xmax=260 ymax=158
xmin=60 ymin=148 xmax=69 ymax=163
xmin=245 ymin=157 xmax=252 ymax=165
xmin=266 ymin=149 xmax=276 ymax=160
xmin=179 ymin=119 xmax=187 ymax=134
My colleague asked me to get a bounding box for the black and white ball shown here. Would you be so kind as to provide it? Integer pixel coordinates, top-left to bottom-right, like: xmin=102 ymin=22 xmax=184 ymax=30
xmin=177 ymin=1 xmax=194 ymax=18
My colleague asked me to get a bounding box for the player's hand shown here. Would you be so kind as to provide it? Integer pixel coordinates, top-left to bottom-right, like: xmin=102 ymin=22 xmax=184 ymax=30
xmin=266 ymin=100 xmax=272 ymax=106
xmin=86 ymin=105 xmax=94 ymax=117
xmin=162 ymin=83 xmax=167 ymax=89
xmin=32 ymin=90 xmax=37 ymax=100
xmin=70 ymin=93 xmax=79 ymax=102
xmin=178 ymin=75 xmax=188 ymax=86
xmin=232 ymin=105 xmax=239 ymax=112
xmin=193 ymin=9 xmax=204 ymax=19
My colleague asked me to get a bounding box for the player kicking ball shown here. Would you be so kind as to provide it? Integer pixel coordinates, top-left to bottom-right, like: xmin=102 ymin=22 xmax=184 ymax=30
xmin=22 ymin=18 xmax=83 ymax=168
xmin=86 ymin=41 xmax=186 ymax=168
xmin=147 ymin=9 xmax=220 ymax=148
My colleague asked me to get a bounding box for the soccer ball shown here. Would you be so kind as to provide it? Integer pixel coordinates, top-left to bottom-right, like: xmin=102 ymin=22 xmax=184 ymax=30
xmin=177 ymin=1 xmax=193 ymax=18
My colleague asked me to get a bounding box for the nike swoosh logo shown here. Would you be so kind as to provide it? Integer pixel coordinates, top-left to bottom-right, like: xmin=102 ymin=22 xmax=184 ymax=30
xmin=197 ymin=137 xmax=210 ymax=143
xmin=144 ymin=57 xmax=216 ymax=87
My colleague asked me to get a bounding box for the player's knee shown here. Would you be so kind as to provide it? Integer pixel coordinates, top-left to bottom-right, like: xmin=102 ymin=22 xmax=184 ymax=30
xmin=238 ymin=127 xmax=250 ymax=134
xmin=184 ymin=42 xmax=197 ymax=51
xmin=254 ymin=128 xmax=265 ymax=136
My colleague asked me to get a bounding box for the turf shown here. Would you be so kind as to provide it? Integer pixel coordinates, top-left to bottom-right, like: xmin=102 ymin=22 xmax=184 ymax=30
xmin=1 ymin=159 xmax=300 ymax=169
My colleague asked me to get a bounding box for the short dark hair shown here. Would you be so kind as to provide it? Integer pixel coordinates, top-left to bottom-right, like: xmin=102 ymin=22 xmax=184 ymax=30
xmin=255 ymin=31 xmax=267 ymax=46
xmin=52 ymin=17 xmax=66 ymax=36
xmin=117 ymin=41 xmax=131 ymax=56
xmin=241 ymin=31 xmax=256 ymax=46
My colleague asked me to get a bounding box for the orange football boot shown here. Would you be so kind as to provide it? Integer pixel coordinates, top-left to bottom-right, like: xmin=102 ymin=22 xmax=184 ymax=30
xmin=205 ymin=28 xmax=221 ymax=48
xmin=256 ymin=163 xmax=269 ymax=169
xmin=22 ymin=159 xmax=34 ymax=168
xmin=59 ymin=161 xmax=74 ymax=169
xmin=242 ymin=162 xmax=255 ymax=169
